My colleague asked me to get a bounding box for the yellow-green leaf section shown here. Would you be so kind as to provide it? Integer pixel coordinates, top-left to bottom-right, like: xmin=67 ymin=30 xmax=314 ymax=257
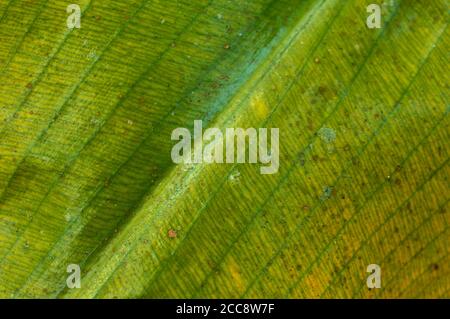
xmin=0 ymin=0 xmax=448 ymax=298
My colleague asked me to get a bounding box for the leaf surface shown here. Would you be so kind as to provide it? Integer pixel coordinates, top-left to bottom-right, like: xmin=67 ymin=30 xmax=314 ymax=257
xmin=0 ymin=0 xmax=448 ymax=298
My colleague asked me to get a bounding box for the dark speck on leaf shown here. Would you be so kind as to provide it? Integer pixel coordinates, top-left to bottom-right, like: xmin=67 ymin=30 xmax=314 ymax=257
xmin=298 ymin=153 xmax=306 ymax=166
xmin=318 ymin=86 xmax=328 ymax=96
xmin=321 ymin=186 xmax=333 ymax=201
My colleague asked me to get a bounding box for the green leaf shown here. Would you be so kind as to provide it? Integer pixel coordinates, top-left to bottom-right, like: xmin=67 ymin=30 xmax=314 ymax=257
xmin=0 ymin=0 xmax=448 ymax=298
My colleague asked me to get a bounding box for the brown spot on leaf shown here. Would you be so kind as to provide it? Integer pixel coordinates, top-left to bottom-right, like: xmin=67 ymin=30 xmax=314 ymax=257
xmin=168 ymin=229 xmax=177 ymax=238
